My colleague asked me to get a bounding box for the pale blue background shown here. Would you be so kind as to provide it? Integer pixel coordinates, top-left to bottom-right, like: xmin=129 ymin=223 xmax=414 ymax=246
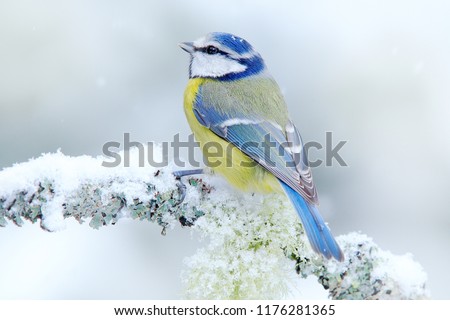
xmin=1 ymin=0 xmax=449 ymax=298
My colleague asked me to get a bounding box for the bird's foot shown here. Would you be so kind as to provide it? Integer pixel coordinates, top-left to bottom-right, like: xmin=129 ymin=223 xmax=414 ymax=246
xmin=172 ymin=169 xmax=204 ymax=205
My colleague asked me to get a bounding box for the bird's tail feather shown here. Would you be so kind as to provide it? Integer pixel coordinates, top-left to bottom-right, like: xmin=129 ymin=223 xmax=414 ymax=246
xmin=280 ymin=180 xmax=344 ymax=261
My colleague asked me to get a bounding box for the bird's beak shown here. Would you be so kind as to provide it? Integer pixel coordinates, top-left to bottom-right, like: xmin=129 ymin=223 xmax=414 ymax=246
xmin=179 ymin=41 xmax=195 ymax=53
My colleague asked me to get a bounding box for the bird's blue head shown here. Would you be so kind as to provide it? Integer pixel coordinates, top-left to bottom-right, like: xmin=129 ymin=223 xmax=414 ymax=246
xmin=179 ymin=32 xmax=266 ymax=81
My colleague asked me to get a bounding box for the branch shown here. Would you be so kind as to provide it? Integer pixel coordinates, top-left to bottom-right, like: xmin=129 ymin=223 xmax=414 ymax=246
xmin=0 ymin=148 xmax=429 ymax=299
xmin=0 ymin=149 xmax=209 ymax=232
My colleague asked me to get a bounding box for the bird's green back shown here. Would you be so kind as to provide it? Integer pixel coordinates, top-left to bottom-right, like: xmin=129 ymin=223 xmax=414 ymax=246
xmin=200 ymin=76 xmax=290 ymax=126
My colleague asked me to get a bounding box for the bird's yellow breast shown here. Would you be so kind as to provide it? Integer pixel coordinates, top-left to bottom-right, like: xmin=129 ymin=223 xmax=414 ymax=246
xmin=183 ymin=78 xmax=281 ymax=194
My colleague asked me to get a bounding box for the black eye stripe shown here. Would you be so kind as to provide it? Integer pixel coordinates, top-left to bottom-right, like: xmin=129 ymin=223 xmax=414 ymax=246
xmin=207 ymin=45 xmax=219 ymax=54
xmin=196 ymin=45 xmax=226 ymax=55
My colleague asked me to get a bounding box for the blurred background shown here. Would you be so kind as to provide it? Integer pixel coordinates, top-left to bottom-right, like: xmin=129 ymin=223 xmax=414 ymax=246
xmin=0 ymin=0 xmax=449 ymax=299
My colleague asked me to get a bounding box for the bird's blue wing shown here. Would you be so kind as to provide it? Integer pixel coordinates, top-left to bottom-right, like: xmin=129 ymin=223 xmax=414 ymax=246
xmin=193 ymin=92 xmax=318 ymax=204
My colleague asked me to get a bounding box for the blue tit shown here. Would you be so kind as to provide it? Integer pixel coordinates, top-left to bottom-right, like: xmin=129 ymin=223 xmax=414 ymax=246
xmin=178 ymin=32 xmax=344 ymax=261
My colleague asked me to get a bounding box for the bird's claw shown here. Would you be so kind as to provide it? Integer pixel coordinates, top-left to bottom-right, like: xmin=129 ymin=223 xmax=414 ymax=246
xmin=172 ymin=169 xmax=204 ymax=205
xmin=175 ymin=180 xmax=187 ymax=205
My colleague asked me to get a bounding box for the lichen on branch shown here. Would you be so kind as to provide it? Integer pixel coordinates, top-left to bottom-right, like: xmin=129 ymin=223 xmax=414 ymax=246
xmin=0 ymin=149 xmax=429 ymax=299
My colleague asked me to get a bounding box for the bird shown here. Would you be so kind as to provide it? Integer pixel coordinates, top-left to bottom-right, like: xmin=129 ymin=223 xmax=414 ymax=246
xmin=177 ymin=32 xmax=344 ymax=261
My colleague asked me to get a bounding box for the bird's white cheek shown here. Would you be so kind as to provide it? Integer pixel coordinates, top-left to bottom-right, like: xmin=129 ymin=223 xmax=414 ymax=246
xmin=190 ymin=52 xmax=247 ymax=78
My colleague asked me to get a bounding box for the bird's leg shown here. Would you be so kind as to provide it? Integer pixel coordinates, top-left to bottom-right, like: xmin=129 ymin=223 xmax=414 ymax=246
xmin=172 ymin=169 xmax=204 ymax=204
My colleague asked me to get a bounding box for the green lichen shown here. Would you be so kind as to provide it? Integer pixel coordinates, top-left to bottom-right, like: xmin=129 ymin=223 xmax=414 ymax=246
xmin=0 ymin=176 xmax=209 ymax=233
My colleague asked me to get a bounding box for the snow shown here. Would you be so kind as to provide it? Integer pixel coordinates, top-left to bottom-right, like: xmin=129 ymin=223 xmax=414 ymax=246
xmin=0 ymin=147 xmax=176 ymax=231
xmin=182 ymin=188 xmax=315 ymax=299
xmin=323 ymin=233 xmax=430 ymax=299
xmin=0 ymin=150 xmax=430 ymax=299
xmin=373 ymin=250 xmax=429 ymax=299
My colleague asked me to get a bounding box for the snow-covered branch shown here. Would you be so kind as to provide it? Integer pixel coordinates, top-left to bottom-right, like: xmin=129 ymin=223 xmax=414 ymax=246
xmin=0 ymin=149 xmax=208 ymax=232
xmin=0 ymin=148 xmax=429 ymax=299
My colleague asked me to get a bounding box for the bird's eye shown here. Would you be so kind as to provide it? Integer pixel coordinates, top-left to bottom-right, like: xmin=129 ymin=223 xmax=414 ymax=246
xmin=206 ymin=45 xmax=219 ymax=54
